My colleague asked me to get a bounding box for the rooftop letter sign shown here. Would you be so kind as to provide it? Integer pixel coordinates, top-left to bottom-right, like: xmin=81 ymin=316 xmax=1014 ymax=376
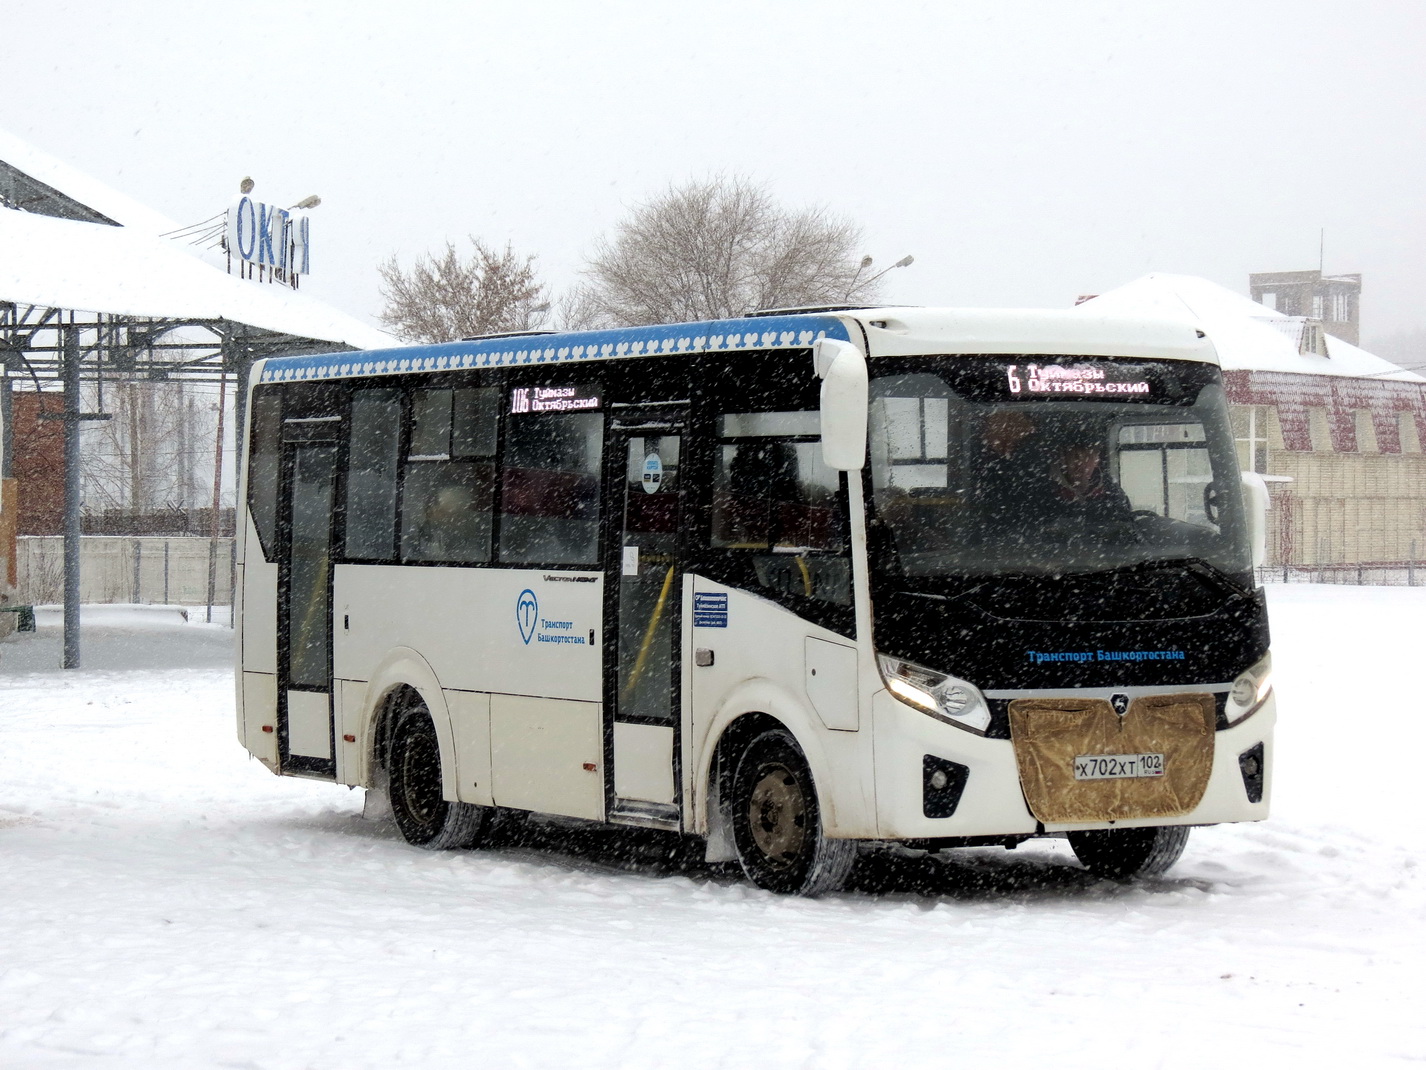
xmin=226 ymin=195 xmax=311 ymax=281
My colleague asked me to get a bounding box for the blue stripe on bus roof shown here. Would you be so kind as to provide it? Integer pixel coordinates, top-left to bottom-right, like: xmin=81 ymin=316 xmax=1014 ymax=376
xmin=259 ymin=314 xmax=852 ymax=383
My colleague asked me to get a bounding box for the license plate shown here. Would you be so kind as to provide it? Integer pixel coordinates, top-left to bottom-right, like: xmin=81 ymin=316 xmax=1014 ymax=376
xmin=1073 ymin=753 xmax=1165 ymax=780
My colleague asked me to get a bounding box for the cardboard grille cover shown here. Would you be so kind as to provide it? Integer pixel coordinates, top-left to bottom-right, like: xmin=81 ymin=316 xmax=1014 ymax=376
xmin=1008 ymin=693 xmax=1215 ymax=824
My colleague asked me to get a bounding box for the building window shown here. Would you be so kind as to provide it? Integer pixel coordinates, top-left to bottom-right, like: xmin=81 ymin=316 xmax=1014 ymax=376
xmin=1231 ymin=405 xmax=1269 ymax=472
xmin=1355 ymin=410 xmax=1378 ymax=453
xmin=1300 ymin=322 xmax=1327 ymax=356
xmin=1400 ymin=412 xmax=1423 ymax=454
xmin=1308 ymin=407 xmax=1333 ymax=453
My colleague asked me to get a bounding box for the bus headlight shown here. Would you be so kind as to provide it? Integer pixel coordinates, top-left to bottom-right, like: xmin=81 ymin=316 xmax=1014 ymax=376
xmin=877 ymin=654 xmax=992 ymax=734
xmin=1225 ymin=652 xmax=1272 ymax=725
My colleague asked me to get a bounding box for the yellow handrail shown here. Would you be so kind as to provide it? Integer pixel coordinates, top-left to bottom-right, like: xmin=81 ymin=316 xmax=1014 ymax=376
xmin=623 ymin=563 xmax=675 ymax=698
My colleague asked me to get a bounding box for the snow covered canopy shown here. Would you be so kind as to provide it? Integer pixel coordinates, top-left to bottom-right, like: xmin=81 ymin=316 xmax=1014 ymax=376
xmin=0 ymin=128 xmax=391 ymax=353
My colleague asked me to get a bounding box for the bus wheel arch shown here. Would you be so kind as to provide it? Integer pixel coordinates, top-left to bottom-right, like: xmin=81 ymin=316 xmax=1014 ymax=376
xmin=380 ymin=685 xmax=487 ymax=850
xmin=697 ymin=678 xmax=837 ymax=829
xmin=705 ymin=712 xmax=783 ymax=863
xmin=708 ymin=712 xmax=855 ymax=896
xmin=360 ymin=648 xmax=458 ymax=800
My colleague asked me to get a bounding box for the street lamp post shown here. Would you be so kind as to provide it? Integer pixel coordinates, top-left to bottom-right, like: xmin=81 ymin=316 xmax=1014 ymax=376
xmin=847 ymin=254 xmax=914 ymax=299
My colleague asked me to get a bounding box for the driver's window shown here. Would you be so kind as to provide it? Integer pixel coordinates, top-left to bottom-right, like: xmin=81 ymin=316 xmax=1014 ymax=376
xmin=1116 ymin=421 xmax=1217 ymax=530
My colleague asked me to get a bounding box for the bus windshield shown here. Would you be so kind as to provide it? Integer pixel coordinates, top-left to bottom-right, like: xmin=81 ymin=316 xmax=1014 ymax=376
xmin=867 ymin=355 xmax=1252 ymax=585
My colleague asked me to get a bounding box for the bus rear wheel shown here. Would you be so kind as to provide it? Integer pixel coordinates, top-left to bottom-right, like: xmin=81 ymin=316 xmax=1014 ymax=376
xmin=730 ymin=727 xmax=855 ymax=896
xmin=386 ymin=692 xmax=487 ymax=850
xmin=1068 ymin=825 xmax=1189 ymax=881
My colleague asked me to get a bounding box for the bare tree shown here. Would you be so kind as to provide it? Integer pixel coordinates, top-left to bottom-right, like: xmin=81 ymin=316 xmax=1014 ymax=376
xmin=565 ymin=176 xmax=880 ymax=328
xmin=378 ymin=238 xmax=549 ymax=343
xmin=82 ymin=379 xmax=219 ymax=520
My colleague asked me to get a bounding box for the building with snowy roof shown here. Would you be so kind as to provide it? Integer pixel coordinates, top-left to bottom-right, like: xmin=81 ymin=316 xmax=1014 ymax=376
xmin=0 ymin=127 xmax=392 ymax=606
xmin=0 ymin=128 xmax=391 ymax=353
xmin=1077 ymin=273 xmax=1426 ymax=572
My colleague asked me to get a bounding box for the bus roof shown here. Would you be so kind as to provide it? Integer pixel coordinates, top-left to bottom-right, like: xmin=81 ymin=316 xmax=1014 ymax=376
xmin=257 ymin=307 xmax=1217 ymax=385
xmin=851 ymin=307 xmax=1219 ymax=364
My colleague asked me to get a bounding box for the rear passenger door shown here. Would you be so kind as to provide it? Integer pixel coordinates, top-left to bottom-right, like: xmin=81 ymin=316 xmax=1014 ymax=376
xmin=277 ymin=413 xmax=342 ymax=778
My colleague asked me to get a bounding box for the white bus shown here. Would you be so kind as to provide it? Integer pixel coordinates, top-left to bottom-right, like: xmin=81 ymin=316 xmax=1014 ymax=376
xmin=235 ymin=307 xmax=1274 ymax=895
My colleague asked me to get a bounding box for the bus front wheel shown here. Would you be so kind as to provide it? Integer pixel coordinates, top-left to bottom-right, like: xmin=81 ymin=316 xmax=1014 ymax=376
xmin=729 ymin=727 xmax=856 ymax=896
xmin=386 ymin=692 xmax=487 ymax=850
xmin=1068 ymin=825 xmax=1189 ymax=881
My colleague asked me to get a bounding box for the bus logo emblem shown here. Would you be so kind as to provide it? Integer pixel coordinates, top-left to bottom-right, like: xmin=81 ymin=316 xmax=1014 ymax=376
xmin=516 ymin=589 xmax=539 ymax=644
xmin=1111 ymin=693 xmax=1130 ymax=717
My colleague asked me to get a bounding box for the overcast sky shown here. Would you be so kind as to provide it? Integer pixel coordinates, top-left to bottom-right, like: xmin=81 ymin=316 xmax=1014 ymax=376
xmin=4 ymin=0 xmax=1423 ymax=345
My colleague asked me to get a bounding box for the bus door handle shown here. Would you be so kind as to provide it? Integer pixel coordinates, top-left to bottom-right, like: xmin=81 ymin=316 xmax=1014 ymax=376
xmin=695 ymin=648 xmax=715 ymax=667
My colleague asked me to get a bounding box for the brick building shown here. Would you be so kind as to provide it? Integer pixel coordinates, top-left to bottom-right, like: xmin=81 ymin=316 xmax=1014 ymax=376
xmin=9 ymin=391 xmax=65 ymax=536
xmin=1077 ymin=273 xmax=1426 ymax=569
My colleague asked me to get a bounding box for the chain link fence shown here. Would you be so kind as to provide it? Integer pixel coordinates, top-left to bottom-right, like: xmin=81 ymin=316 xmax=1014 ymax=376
xmin=1259 ymin=561 xmax=1421 ymax=586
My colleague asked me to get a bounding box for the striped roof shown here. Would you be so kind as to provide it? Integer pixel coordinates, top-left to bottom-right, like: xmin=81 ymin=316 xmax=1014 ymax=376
xmin=258 ymin=314 xmax=850 ymax=383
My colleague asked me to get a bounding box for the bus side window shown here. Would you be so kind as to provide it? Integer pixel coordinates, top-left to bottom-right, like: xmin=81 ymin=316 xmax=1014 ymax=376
xmin=499 ymin=409 xmax=604 ymax=566
xmin=710 ymin=411 xmax=851 ymax=605
xmin=400 ymin=387 xmax=499 ymax=564
xmin=246 ymin=387 xmax=282 ymax=561
xmin=345 ymin=388 xmax=401 ymax=560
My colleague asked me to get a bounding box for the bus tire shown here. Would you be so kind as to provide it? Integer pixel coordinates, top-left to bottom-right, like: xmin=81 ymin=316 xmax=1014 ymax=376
xmin=730 ymin=726 xmax=855 ymax=896
xmin=1068 ymin=825 xmax=1189 ymax=881
xmin=387 ymin=693 xmax=487 ymax=850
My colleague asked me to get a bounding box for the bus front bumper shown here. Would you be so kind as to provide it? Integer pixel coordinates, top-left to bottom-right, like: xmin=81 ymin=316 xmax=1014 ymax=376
xmin=870 ymin=688 xmax=1275 ymax=841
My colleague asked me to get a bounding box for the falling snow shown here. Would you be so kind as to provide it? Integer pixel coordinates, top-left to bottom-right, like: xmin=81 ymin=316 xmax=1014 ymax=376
xmin=1 ymin=590 xmax=1423 ymax=1068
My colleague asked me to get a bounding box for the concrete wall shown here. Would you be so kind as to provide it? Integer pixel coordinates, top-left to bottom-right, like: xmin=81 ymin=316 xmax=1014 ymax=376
xmin=1232 ymin=403 xmax=1426 ymax=566
xmin=16 ymin=535 xmax=234 ymax=606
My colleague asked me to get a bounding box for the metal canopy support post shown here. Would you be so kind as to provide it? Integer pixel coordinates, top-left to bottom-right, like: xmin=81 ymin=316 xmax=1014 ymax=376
xmin=62 ymin=323 xmax=81 ymax=668
xmin=227 ymin=335 xmax=253 ymax=630
xmin=52 ymin=320 xmax=114 ymax=669
xmin=205 ymin=362 xmax=227 ymax=623
xmin=1 ymin=368 xmax=12 ymax=591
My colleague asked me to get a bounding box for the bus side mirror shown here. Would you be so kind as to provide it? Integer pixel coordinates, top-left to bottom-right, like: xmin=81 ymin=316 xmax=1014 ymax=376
xmin=1240 ymin=471 xmax=1269 ymax=572
xmin=814 ymin=339 xmax=868 ymax=471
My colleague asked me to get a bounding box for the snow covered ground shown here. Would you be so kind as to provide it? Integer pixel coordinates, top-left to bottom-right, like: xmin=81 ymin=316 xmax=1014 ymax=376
xmin=1 ymin=591 xmax=1422 ymax=1068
